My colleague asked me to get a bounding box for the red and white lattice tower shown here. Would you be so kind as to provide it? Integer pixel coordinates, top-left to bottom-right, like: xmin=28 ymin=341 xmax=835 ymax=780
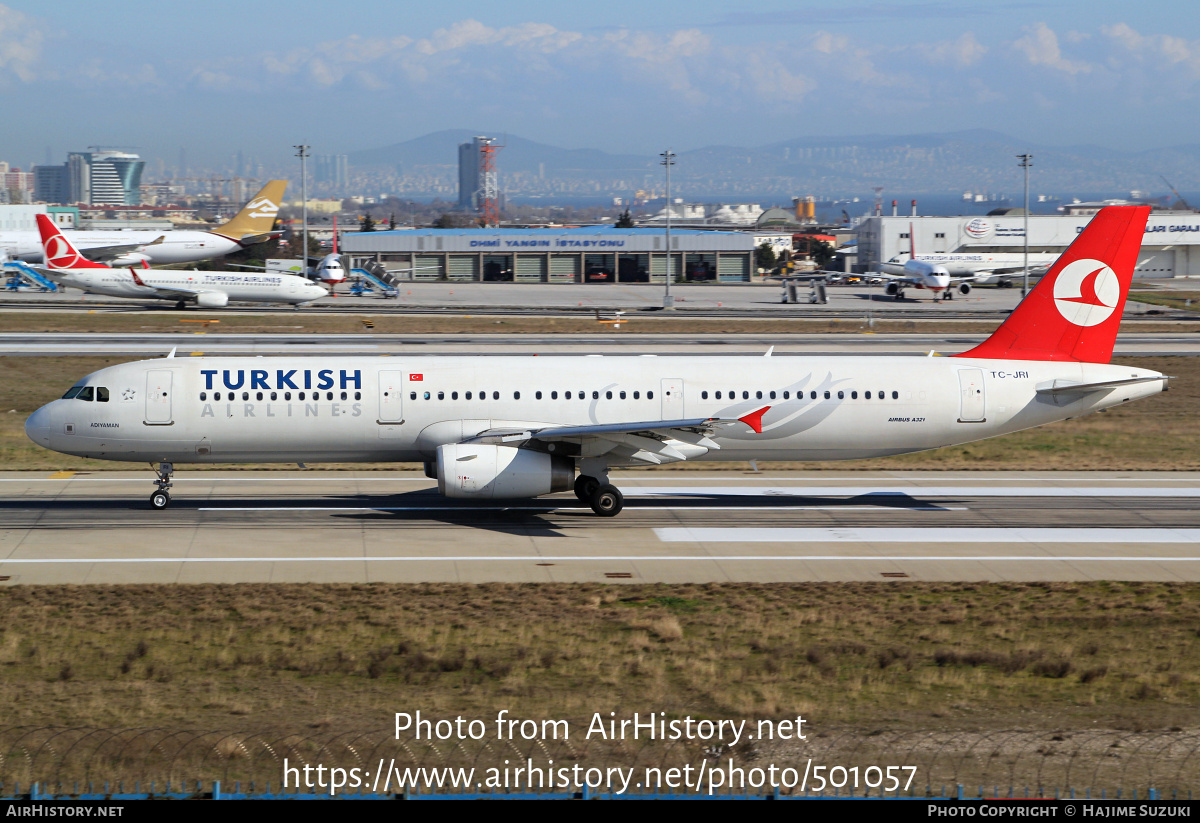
xmin=479 ymin=138 xmax=503 ymax=227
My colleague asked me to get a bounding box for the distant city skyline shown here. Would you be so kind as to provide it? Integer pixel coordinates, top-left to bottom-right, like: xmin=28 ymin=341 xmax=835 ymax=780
xmin=1 ymin=0 xmax=1198 ymax=178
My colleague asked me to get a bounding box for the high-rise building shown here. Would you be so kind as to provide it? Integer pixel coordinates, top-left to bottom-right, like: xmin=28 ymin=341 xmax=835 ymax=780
xmin=32 ymin=150 xmax=144 ymax=205
xmin=314 ymin=154 xmax=349 ymax=190
xmin=457 ymin=137 xmax=489 ymax=210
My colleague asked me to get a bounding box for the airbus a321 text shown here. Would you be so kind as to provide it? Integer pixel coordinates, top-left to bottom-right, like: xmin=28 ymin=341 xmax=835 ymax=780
xmin=26 ymin=206 xmax=1166 ymax=516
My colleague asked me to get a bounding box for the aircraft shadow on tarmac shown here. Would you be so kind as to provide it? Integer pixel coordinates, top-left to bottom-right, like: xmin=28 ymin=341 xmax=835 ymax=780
xmin=2 ymin=491 xmax=962 ymax=539
xmin=320 ymin=489 xmax=961 ymax=538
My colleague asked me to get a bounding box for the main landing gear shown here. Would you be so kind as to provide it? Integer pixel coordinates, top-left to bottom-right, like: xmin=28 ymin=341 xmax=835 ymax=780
xmin=574 ymin=474 xmax=624 ymax=517
xmin=150 ymin=461 xmax=173 ymax=509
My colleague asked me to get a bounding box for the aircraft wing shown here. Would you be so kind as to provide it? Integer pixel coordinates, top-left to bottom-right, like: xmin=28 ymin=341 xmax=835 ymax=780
xmin=462 ymin=410 xmax=769 ymax=466
xmin=140 ymin=284 xmax=209 ymax=302
xmin=77 ymin=236 xmax=164 ymax=262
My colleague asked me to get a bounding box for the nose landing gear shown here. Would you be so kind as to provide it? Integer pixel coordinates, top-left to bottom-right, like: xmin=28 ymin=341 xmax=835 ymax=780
xmin=149 ymin=461 xmax=173 ymax=509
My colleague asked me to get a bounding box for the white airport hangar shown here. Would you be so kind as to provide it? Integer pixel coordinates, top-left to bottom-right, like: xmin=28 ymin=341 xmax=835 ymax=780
xmin=857 ymin=209 xmax=1200 ymax=278
xmin=340 ymin=227 xmax=756 ymax=283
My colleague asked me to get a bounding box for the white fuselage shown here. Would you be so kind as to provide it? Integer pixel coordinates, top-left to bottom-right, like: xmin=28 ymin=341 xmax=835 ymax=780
xmin=890 ymin=253 xmax=1058 ymax=283
xmin=41 ymin=268 xmax=327 ymax=305
xmin=25 ymin=355 xmax=1164 ymax=466
xmin=880 ymin=259 xmax=952 ymax=292
xmin=0 ymin=229 xmax=242 ymax=266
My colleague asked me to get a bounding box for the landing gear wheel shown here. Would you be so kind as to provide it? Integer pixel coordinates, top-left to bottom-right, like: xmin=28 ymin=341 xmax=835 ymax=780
xmin=150 ymin=491 xmax=170 ymax=510
xmin=174 ymin=300 xmax=187 ymax=310
xmin=574 ymin=475 xmax=600 ymax=502
xmin=590 ymin=484 xmax=623 ymax=517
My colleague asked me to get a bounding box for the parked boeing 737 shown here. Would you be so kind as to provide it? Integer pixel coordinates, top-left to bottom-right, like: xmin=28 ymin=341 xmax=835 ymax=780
xmin=26 ymin=207 xmax=1165 ymax=516
xmin=0 ymin=181 xmax=287 ymax=267
xmin=33 ymin=215 xmax=328 ymax=309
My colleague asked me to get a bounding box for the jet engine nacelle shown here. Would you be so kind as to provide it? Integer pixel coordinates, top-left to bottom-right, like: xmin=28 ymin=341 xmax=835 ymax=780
xmin=437 ymin=443 xmax=574 ymax=499
xmin=108 ymin=253 xmax=152 ymax=267
xmin=884 ymin=281 xmax=901 ymax=296
xmin=958 ymin=282 xmax=972 ymax=296
xmin=195 ymin=292 xmax=229 ymax=308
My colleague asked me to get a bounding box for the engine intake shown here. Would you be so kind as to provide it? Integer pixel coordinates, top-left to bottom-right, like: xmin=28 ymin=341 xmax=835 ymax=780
xmin=436 ymin=444 xmax=573 ymax=499
xmin=196 ymin=292 xmax=229 ymax=308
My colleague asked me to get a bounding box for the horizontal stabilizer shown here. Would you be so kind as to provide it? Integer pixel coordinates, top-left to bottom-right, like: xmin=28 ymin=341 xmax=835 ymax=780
xmin=1036 ymin=376 xmax=1169 ymax=395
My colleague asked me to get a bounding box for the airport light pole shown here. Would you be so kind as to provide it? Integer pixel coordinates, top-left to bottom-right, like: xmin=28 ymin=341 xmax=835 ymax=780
xmin=660 ymin=149 xmax=675 ymax=308
xmin=1017 ymin=153 xmax=1032 ymax=297
xmin=295 ymin=144 xmax=310 ymax=275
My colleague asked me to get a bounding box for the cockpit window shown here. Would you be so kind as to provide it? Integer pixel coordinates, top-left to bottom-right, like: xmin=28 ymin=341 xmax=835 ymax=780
xmin=76 ymin=386 xmax=95 ymax=401
xmin=61 ymin=385 xmax=84 ymax=399
xmin=96 ymin=387 xmax=109 ymax=403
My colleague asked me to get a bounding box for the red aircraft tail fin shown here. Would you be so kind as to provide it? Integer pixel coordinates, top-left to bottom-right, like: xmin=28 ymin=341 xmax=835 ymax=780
xmin=36 ymin=214 xmax=110 ymax=270
xmin=954 ymin=205 xmax=1149 ymax=364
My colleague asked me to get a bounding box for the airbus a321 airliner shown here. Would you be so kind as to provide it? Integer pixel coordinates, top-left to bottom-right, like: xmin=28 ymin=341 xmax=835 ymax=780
xmin=26 ymin=206 xmax=1166 ymax=516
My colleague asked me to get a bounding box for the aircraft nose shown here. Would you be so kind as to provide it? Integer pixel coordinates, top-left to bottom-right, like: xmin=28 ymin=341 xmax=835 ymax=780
xmin=25 ymin=404 xmax=51 ymax=447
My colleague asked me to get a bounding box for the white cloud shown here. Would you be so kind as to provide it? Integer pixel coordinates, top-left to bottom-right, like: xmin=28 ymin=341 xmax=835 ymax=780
xmin=0 ymin=4 xmax=43 ymax=82
xmin=1013 ymin=23 xmax=1092 ymax=75
xmin=926 ymin=32 xmax=987 ymax=67
xmin=1102 ymin=23 xmax=1200 ymax=76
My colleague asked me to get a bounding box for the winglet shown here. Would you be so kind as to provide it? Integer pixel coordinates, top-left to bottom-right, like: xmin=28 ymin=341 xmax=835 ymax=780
xmin=738 ymin=406 xmax=770 ymax=434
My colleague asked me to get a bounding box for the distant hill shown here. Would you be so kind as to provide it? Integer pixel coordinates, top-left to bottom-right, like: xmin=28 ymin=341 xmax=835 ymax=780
xmin=349 ymin=129 xmax=651 ymax=175
xmin=349 ymin=129 xmax=1200 ymax=196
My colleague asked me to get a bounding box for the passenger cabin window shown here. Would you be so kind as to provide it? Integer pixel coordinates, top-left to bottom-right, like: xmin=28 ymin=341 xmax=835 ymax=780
xmin=592 ymin=391 xmax=599 ymax=400
xmin=452 ymin=391 xmax=459 ymax=400
xmin=536 ymin=391 xmax=543 ymax=400
xmin=701 ymin=391 xmax=709 ymax=400
xmin=824 ymin=391 xmax=830 ymax=399
xmin=514 ymin=391 xmax=520 ymax=400
xmin=200 ymin=392 xmax=207 ymax=401
xmin=492 ymin=391 xmax=499 ymax=400
xmin=96 ymin=387 xmax=109 ymax=402
xmin=647 ymin=391 xmax=654 ymax=399
xmin=851 ymin=391 xmax=858 ymax=399
xmin=783 ymin=391 xmax=790 ymax=399
xmin=605 ymin=391 xmax=612 ymax=400
xmin=633 ymin=391 xmax=639 ymax=399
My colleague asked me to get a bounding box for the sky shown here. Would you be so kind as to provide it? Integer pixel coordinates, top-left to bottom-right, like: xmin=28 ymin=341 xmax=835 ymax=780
xmin=1 ymin=0 xmax=1198 ymax=172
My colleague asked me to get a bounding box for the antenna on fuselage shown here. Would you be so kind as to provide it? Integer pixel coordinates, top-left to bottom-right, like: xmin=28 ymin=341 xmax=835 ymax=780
xmin=166 ymin=347 xmax=177 ymax=359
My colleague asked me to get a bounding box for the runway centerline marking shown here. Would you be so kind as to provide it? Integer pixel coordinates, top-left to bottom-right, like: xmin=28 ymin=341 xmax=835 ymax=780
xmin=1 ymin=555 xmax=1200 ymax=564
xmin=654 ymin=527 xmax=1200 ymax=543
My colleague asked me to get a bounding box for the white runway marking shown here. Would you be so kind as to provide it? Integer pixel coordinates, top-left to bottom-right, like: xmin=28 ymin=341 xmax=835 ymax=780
xmin=197 ymin=504 xmax=966 ymax=512
xmin=655 ymin=527 xmax=1200 ymax=543
xmin=632 ymin=486 xmax=1200 ymax=498
xmin=1 ymin=555 xmax=1199 ymax=564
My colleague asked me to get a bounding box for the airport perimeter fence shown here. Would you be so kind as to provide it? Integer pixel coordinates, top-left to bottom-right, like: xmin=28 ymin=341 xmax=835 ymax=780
xmin=0 ymin=726 xmax=1197 ymax=799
